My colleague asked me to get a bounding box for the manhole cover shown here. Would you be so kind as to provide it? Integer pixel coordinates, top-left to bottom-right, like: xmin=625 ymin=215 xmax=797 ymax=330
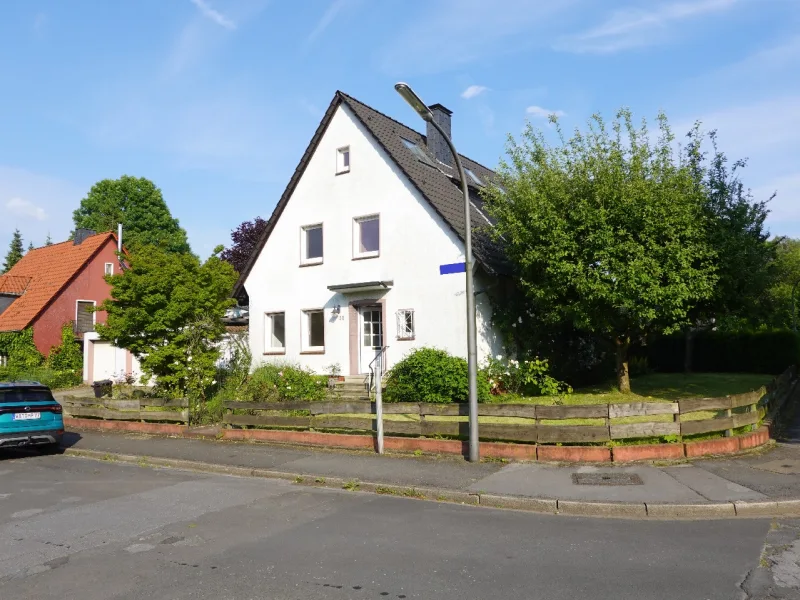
xmin=572 ymin=472 xmax=644 ymax=486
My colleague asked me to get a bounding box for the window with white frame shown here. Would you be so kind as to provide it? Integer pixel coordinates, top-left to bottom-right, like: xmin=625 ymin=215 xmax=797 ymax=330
xmin=336 ymin=146 xmax=350 ymax=174
xmin=396 ymin=309 xmax=415 ymax=340
xmin=264 ymin=312 xmax=285 ymax=352
xmin=104 ymin=262 xmax=114 ymax=276
xmin=353 ymin=215 xmax=379 ymax=258
xmin=75 ymin=300 xmax=96 ymax=334
xmin=303 ymin=309 xmax=325 ymax=351
xmin=301 ymin=224 xmax=323 ymax=265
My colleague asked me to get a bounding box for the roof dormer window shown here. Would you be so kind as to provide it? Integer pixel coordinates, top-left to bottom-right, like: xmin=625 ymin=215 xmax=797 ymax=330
xmin=401 ymin=138 xmax=437 ymax=169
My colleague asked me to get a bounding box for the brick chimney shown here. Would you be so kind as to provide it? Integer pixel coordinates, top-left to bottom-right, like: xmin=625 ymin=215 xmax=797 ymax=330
xmin=426 ymin=103 xmax=453 ymax=167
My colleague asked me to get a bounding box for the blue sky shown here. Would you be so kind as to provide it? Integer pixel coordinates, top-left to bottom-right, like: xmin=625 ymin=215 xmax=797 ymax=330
xmin=1 ymin=0 xmax=799 ymax=257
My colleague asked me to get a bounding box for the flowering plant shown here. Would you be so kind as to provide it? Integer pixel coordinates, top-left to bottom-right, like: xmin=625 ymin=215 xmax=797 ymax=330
xmin=485 ymin=355 xmax=571 ymax=397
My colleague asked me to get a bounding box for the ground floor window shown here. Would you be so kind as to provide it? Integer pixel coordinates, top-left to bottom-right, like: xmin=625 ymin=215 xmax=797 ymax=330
xmin=303 ymin=309 xmax=325 ymax=351
xmin=396 ymin=309 xmax=415 ymax=340
xmin=264 ymin=312 xmax=285 ymax=351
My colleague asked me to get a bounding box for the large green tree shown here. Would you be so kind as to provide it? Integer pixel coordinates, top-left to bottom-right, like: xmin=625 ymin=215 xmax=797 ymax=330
xmin=689 ymin=133 xmax=775 ymax=325
xmin=681 ymin=134 xmax=776 ymax=369
xmin=2 ymin=229 xmax=25 ymax=273
xmin=97 ymin=245 xmax=237 ymax=396
xmin=483 ymin=109 xmax=717 ymax=392
xmin=763 ymin=238 xmax=800 ymax=330
xmin=73 ymin=176 xmax=191 ymax=254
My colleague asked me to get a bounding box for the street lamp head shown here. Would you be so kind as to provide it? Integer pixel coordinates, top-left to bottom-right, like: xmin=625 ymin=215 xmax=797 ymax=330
xmin=394 ymin=82 xmax=433 ymax=122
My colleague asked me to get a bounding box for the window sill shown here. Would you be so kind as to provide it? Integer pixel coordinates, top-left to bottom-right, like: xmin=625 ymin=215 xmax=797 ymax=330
xmin=300 ymin=349 xmax=325 ymax=355
xmin=396 ymin=337 xmax=415 ymax=341
xmin=352 ymin=252 xmax=380 ymax=261
xmin=335 ymin=169 xmax=350 ymax=176
xmin=263 ymin=349 xmax=286 ymax=355
xmin=300 ymin=259 xmax=323 ymax=268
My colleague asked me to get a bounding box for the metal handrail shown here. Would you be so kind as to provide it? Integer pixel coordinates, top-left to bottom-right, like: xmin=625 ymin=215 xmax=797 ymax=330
xmin=368 ymin=345 xmax=389 ymax=393
xmin=368 ymin=345 xmax=389 ymax=455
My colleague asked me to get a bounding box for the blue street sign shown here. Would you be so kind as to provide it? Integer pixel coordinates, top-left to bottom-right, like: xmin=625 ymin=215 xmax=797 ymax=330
xmin=439 ymin=262 xmax=466 ymax=275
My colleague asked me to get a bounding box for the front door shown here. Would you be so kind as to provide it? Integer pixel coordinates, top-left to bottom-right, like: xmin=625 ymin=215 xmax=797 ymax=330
xmin=359 ymin=306 xmax=383 ymax=374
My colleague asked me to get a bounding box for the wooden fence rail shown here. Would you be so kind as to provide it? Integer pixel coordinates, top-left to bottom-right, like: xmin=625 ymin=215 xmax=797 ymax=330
xmin=222 ymin=365 xmax=797 ymax=445
xmin=61 ymin=396 xmax=189 ymax=424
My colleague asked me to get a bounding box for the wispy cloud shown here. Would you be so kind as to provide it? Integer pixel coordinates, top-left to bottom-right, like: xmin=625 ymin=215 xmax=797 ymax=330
xmin=461 ymin=85 xmax=488 ymax=100
xmin=380 ymin=0 xmax=579 ymax=75
xmin=556 ymin=0 xmax=737 ymax=54
xmin=307 ymin=0 xmax=350 ymax=44
xmin=527 ymin=105 xmax=565 ymax=118
xmin=0 ymin=166 xmax=84 ymax=251
xmin=189 ymin=0 xmax=236 ymax=30
xmin=5 ymin=198 xmax=48 ymax=221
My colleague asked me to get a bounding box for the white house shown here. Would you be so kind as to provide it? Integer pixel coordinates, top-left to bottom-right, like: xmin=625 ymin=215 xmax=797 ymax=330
xmin=235 ymin=91 xmax=507 ymax=377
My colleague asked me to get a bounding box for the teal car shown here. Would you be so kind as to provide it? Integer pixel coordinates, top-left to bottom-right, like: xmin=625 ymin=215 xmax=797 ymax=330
xmin=0 ymin=381 xmax=64 ymax=450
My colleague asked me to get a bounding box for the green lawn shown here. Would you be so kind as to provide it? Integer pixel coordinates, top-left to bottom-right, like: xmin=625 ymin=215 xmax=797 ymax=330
xmin=490 ymin=372 xmax=771 ymax=406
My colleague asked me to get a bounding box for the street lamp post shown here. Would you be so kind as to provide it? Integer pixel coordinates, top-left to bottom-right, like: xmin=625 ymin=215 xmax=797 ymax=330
xmin=395 ymin=82 xmax=480 ymax=463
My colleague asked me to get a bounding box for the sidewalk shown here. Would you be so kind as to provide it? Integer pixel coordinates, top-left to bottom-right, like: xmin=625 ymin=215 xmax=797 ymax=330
xmin=54 ymin=410 xmax=800 ymax=519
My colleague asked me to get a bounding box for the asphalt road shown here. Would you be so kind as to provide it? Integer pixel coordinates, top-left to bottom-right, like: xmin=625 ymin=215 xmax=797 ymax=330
xmin=0 ymin=451 xmax=797 ymax=600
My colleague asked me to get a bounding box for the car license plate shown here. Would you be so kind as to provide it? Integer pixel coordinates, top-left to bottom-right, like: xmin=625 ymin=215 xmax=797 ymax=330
xmin=13 ymin=412 xmax=41 ymax=421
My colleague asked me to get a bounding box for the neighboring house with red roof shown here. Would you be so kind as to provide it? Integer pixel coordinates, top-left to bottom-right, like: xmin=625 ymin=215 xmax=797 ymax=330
xmin=0 ymin=229 xmax=124 ymax=356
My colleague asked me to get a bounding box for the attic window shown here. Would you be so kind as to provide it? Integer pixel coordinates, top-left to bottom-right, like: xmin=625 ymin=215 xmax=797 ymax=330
xmin=337 ymin=146 xmax=350 ymax=174
xmin=401 ymin=138 xmax=437 ymax=168
xmin=104 ymin=263 xmax=114 ymax=276
xmin=465 ymin=168 xmax=483 ymax=186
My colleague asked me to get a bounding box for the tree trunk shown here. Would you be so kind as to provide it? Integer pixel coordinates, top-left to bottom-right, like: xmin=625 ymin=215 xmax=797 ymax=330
xmin=616 ymin=336 xmax=631 ymax=393
xmin=683 ymin=327 xmax=694 ymax=374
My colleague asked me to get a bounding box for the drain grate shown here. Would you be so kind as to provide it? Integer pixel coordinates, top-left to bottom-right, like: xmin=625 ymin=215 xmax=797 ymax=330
xmin=572 ymin=472 xmax=644 ymax=486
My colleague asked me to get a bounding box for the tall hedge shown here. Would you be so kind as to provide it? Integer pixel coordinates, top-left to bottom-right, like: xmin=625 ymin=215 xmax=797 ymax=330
xmin=645 ymin=330 xmax=800 ymax=374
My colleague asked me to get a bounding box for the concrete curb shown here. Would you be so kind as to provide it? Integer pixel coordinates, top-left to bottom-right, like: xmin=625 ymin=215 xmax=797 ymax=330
xmin=62 ymin=447 xmax=800 ymax=521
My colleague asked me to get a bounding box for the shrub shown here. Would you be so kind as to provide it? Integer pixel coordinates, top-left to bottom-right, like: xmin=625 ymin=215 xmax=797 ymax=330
xmin=384 ymin=347 xmax=490 ymax=404
xmin=240 ymin=362 xmax=327 ymax=402
xmin=645 ymin=330 xmax=800 ymax=374
xmin=47 ymin=323 xmax=84 ymax=374
xmin=0 ymin=366 xmax=80 ymax=389
xmin=485 ymin=355 xmax=571 ymax=397
xmin=0 ymin=329 xmax=44 ymax=370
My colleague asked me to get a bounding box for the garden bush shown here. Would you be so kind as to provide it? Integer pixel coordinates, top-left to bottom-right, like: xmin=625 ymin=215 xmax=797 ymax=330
xmin=485 ymin=355 xmax=571 ymax=397
xmin=0 ymin=366 xmax=81 ymax=389
xmin=240 ymin=362 xmax=327 ymax=402
xmin=645 ymin=330 xmax=800 ymax=374
xmin=47 ymin=323 xmax=84 ymax=374
xmin=383 ymin=347 xmax=490 ymax=404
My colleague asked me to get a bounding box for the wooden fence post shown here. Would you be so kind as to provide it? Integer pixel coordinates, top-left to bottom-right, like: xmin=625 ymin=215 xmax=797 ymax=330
xmin=724 ymin=404 xmax=733 ymax=437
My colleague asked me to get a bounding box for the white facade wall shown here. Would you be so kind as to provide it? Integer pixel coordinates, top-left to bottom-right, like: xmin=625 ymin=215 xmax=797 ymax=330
xmin=245 ymin=105 xmax=503 ymax=375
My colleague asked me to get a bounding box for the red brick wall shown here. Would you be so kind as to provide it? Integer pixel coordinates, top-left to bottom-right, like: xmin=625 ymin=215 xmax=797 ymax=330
xmin=30 ymin=238 xmax=119 ymax=355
